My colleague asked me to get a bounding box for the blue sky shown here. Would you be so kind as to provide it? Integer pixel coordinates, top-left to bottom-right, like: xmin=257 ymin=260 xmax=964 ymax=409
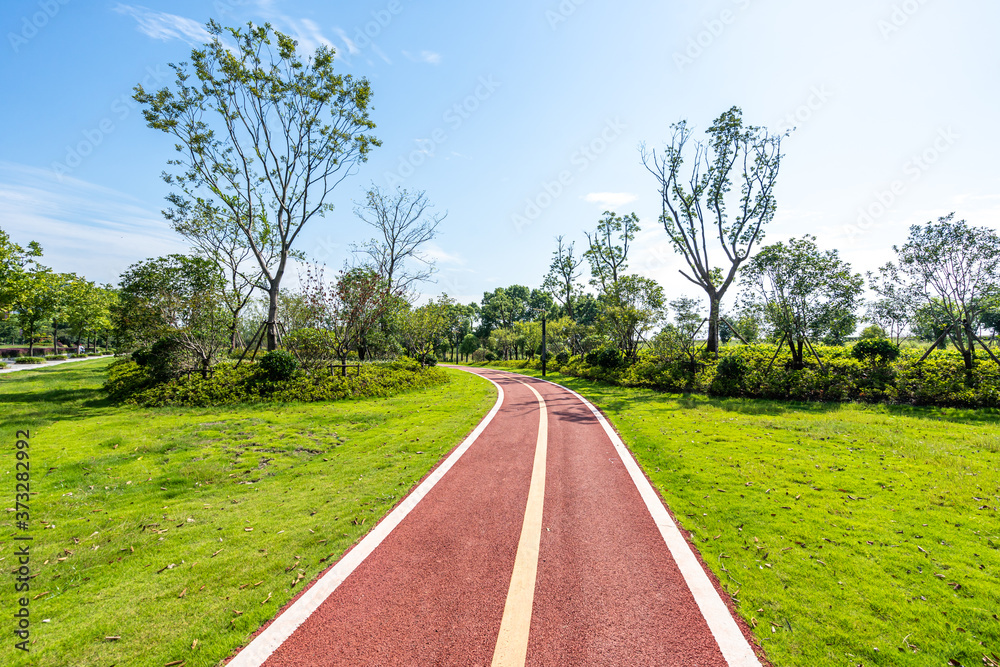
xmin=2 ymin=0 xmax=999 ymax=308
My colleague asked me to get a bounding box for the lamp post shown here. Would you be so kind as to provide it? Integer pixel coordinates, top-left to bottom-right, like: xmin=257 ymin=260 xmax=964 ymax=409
xmin=541 ymin=313 xmax=547 ymax=377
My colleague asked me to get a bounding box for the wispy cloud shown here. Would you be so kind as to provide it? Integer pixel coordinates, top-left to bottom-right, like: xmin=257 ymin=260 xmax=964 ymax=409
xmin=0 ymin=162 xmax=186 ymax=285
xmin=333 ymin=28 xmax=360 ymax=56
xmin=279 ymin=16 xmax=335 ymax=56
xmin=422 ymin=242 xmax=465 ymax=266
xmin=403 ymin=50 xmax=443 ymax=65
xmin=583 ymin=192 xmax=637 ymax=208
xmin=113 ymin=4 xmax=212 ymax=45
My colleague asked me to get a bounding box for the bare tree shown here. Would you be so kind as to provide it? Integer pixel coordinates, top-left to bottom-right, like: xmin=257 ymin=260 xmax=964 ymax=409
xmin=642 ymin=106 xmax=785 ymax=354
xmin=542 ymin=235 xmax=584 ymax=320
xmin=353 ymin=186 xmax=445 ymax=298
xmin=135 ymin=21 xmax=379 ymax=351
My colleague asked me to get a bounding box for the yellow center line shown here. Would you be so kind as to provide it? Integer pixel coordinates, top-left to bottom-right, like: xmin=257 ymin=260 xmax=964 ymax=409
xmin=491 ymin=381 xmax=548 ymax=667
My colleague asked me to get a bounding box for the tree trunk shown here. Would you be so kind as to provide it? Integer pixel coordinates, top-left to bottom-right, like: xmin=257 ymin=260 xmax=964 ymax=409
xmin=266 ymin=283 xmax=280 ymax=351
xmin=52 ymin=318 xmax=58 ymax=355
xmin=706 ymin=295 xmax=721 ymax=355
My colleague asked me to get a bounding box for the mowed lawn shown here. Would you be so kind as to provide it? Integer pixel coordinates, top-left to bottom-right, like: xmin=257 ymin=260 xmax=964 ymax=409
xmin=0 ymin=360 xmax=496 ymax=667
xmin=487 ymin=366 xmax=1000 ymax=667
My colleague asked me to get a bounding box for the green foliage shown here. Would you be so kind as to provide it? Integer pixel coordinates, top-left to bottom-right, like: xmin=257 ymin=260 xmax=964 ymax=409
xmin=555 ymin=350 xmax=570 ymax=366
xmin=851 ymin=338 xmax=900 ymax=366
xmin=284 ymin=327 xmax=337 ymax=374
xmin=110 ymin=357 xmax=448 ymax=408
xmin=711 ymin=354 xmax=750 ymax=397
xmin=858 ymin=324 xmax=887 ymax=340
xmin=103 ymin=358 xmax=154 ymax=402
xmin=585 ymin=346 xmax=625 ymax=370
xmin=132 ymin=338 xmax=185 ymax=382
xmin=417 ymin=352 xmax=438 ymax=366
xmin=44 ymin=354 xmax=68 ymax=361
xmin=15 ymin=356 xmax=44 ymax=364
xmin=257 ymin=349 xmax=299 ymax=382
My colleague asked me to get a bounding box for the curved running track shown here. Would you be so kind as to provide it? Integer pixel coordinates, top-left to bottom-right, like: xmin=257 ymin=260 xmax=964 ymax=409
xmin=227 ymin=368 xmax=765 ymax=666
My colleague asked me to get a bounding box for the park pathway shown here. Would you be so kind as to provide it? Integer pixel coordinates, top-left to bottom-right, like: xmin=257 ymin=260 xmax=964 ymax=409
xmin=228 ymin=368 xmax=764 ymax=666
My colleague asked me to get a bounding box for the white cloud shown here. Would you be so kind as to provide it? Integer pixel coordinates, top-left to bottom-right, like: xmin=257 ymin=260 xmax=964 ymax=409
xmin=403 ymin=50 xmax=443 ymax=65
xmin=113 ymin=4 xmax=212 ymax=45
xmin=280 ymin=17 xmax=335 ymax=56
xmin=422 ymin=242 xmax=465 ymax=266
xmin=0 ymin=162 xmax=187 ymax=285
xmin=334 ymin=28 xmax=361 ymax=56
xmin=583 ymin=192 xmax=638 ymax=208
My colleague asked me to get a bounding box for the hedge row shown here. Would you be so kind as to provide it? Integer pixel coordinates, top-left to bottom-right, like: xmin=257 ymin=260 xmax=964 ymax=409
xmin=104 ymin=356 xmax=450 ymax=407
xmin=483 ymin=345 xmax=1000 ymax=409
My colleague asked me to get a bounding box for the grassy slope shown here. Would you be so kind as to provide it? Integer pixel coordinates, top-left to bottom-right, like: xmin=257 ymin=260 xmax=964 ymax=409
xmin=0 ymin=360 xmax=496 ymax=667
xmin=484 ymin=366 xmax=1000 ymax=667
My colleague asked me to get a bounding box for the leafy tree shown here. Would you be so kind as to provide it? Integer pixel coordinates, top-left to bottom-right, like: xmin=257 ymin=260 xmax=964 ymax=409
xmin=541 ymin=235 xmax=584 ymax=320
xmin=642 ymin=106 xmax=785 ymax=354
xmin=300 ymin=266 xmax=396 ymax=370
xmin=13 ymin=267 xmax=59 ymax=356
xmin=134 ymin=21 xmax=379 ymax=351
xmin=740 ymin=235 xmax=863 ymax=369
xmin=583 ymin=211 xmax=639 ymax=294
xmin=440 ymin=299 xmax=473 ymax=362
xmin=459 ymin=333 xmax=479 ymax=362
xmin=597 ymin=274 xmax=665 ymax=360
xmin=572 ymin=293 xmax=601 ymax=326
xmin=477 ymin=285 xmax=531 ymax=337
xmin=866 ymin=262 xmax=914 ymax=345
xmin=353 ymin=186 xmax=444 ymax=297
xmin=887 ymin=214 xmax=1000 ymax=371
xmin=114 ymin=254 xmax=228 ymax=374
xmin=0 ymin=229 xmax=43 ymax=318
xmin=397 ymin=299 xmax=449 ymax=364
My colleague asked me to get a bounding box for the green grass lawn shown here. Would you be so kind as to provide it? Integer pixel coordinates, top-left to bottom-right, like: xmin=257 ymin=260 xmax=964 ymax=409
xmin=483 ymin=366 xmax=1000 ymax=667
xmin=0 ymin=359 xmax=496 ymax=666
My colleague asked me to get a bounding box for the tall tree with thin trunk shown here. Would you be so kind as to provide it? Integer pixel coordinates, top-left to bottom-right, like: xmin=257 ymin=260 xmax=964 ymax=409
xmin=169 ymin=204 xmax=278 ymax=350
xmin=353 ymin=186 xmax=445 ymax=298
xmin=642 ymin=106 xmax=785 ymax=354
xmin=541 ymin=235 xmax=583 ymax=320
xmin=134 ymin=21 xmax=379 ymax=351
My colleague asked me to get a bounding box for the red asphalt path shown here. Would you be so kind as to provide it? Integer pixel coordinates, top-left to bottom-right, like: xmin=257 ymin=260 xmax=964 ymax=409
xmin=228 ymin=368 xmax=763 ymax=666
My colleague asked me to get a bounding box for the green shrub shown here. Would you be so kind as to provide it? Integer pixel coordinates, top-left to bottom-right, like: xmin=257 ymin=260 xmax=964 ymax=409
xmin=132 ymin=338 xmax=185 ymax=381
xmin=45 ymin=354 xmax=68 ymax=361
xmin=858 ymin=324 xmax=887 ymax=340
xmin=417 ymin=352 xmax=438 ymax=366
xmin=484 ymin=350 xmax=498 ymax=362
xmin=107 ymin=356 xmax=449 ymax=407
xmin=710 ymin=354 xmax=750 ymax=397
xmin=0 ymin=362 xmax=7 ymax=369
xmin=284 ymin=328 xmax=337 ymax=374
xmin=851 ymin=338 xmax=901 ymax=366
xmin=103 ymin=359 xmax=154 ymax=402
xmin=15 ymin=357 xmax=45 ymax=364
xmin=555 ymin=350 xmax=570 ymax=366
xmin=256 ymin=349 xmax=299 ymax=382
xmin=585 ymin=346 xmax=624 ymax=370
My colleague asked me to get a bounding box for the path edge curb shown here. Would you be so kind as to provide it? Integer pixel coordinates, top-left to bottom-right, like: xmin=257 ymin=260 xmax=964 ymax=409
xmin=226 ymin=372 xmax=506 ymax=667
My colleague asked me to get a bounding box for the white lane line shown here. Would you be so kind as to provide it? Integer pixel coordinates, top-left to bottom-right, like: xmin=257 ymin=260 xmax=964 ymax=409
xmin=491 ymin=381 xmax=547 ymax=667
xmin=508 ymin=372 xmax=762 ymax=667
xmin=228 ymin=375 xmax=506 ymax=667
